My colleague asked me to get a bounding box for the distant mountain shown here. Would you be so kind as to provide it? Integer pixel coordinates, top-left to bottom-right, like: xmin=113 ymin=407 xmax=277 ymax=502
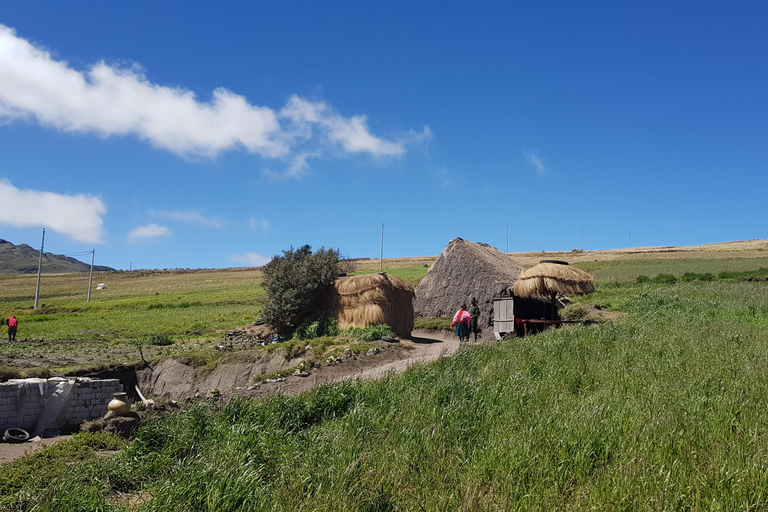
xmin=0 ymin=239 xmax=115 ymax=274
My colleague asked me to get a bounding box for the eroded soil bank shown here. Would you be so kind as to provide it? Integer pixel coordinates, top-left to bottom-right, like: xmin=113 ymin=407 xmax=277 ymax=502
xmin=136 ymin=330 xmax=460 ymax=400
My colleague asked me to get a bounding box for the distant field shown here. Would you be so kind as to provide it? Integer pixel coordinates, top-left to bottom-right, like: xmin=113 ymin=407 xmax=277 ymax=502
xmin=578 ymin=256 xmax=768 ymax=282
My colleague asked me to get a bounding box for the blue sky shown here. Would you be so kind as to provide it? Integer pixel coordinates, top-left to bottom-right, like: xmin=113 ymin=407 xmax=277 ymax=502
xmin=1 ymin=2 xmax=766 ymax=270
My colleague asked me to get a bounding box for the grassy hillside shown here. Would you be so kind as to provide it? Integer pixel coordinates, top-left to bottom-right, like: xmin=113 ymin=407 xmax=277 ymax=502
xmin=0 ymin=239 xmax=114 ymax=274
xmin=3 ymin=245 xmax=768 ymax=509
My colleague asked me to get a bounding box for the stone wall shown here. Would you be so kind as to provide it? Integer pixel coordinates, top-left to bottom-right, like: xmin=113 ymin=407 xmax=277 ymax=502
xmin=0 ymin=377 xmax=122 ymax=434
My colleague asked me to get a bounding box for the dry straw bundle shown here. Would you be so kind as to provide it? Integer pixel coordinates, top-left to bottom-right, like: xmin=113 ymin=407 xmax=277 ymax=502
xmin=330 ymin=273 xmax=415 ymax=337
xmin=513 ymin=263 xmax=595 ymax=298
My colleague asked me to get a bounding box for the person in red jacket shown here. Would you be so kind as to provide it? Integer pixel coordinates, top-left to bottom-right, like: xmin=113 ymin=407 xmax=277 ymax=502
xmin=450 ymin=304 xmax=472 ymax=345
xmin=7 ymin=315 xmax=17 ymax=342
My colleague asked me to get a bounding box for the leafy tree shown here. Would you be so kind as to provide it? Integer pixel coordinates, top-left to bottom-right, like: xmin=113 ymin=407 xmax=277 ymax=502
xmin=261 ymin=245 xmax=342 ymax=335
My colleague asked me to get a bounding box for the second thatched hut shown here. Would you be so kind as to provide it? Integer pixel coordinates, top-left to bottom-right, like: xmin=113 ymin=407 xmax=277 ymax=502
xmin=328 ymin=273 xmax=415 ymax=338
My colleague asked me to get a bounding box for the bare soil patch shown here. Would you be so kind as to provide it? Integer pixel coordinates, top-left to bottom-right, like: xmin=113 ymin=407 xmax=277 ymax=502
xmin=0 ymin=435 xmax=73 ymax=465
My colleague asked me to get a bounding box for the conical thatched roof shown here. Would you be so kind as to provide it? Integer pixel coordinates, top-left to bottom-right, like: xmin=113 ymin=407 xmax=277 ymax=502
xmin=513 ymin=263 xmax=595 ymax=298
xmin=329 ymin=273 xmax=415 ymax=338
xmin=414 ymin=238 xmax=526 ymax=332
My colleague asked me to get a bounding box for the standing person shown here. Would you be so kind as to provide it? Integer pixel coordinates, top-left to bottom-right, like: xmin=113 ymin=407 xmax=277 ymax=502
xmin=468 ymin=297 xmax=481 ymax=342
xmin=450 ymin=304 xmax=472 ymax=345
xmin=7 ymin=314 xmax=17 ymax=342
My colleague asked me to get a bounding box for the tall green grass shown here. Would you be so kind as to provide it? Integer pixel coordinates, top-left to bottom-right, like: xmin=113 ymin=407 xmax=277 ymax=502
xmin=6 ymin=277 xmax=768 ymax=509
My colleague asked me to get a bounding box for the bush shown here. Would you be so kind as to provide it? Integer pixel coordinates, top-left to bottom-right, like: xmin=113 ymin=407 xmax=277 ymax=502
xmin=261 ymin=245 xmax=342 ymax=335
xmin=653 ymin=273 xmax=678 ymax=284
xmin=295 ymin=316 xmax=339 ymax=339
xmin=342 ymin=324 xmax=395 ymax=342
xmin=146 ymin=333 xmax=174 ymax=346
xmin=636 ymin=275 xmax=650 ymax=284
xmin=681 ymin=272 xmax=698 ymax=282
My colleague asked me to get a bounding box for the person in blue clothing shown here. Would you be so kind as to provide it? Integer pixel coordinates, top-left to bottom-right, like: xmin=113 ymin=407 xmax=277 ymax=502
xmin=451 ymin=304 xmax=471 ymax=345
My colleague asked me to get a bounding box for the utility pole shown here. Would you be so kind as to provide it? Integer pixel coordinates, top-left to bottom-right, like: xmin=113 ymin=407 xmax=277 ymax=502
xmin=581 ymin=228 xmax=584 ymax=251
xmin=34 ymin=228 xmax=45 ymax=309
xmin=380 ymin=223 xmax=384 ymax=270
xmin=87 ymin=249 xmax=95 ymax=303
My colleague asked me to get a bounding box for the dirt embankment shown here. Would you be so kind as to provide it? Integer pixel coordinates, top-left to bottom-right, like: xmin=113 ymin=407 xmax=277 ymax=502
xmin=136 ymin=330 xmax=460 ymax=400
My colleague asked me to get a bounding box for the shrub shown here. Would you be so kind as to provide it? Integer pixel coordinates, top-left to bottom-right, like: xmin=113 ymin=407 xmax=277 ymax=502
xmin=653 ymin=273 xmax=677 ymax=284
xmin=261 ymin=245 xmax=342 ymax=335
xmin=295 ymin=316 xmax=339 ymax=339
xmin=146 ymin=333 xmax=174 ymax=346
xmin=342 ymin=324 xmax=395 ymax=341
xmin=636 ymin=275 xmax=650 ymax=284
xmin=681 ymin=272 xmax=698 ymax=282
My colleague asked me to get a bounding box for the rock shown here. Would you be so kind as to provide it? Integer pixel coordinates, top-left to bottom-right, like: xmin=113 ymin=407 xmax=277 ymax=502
xmin=367 ymin=349 xmax=375 ymax=356
xmin=293 ymin=370 xmax=311 ymax=377
xmin=313 ymin=362 xmax=321 ymax=368
xmin=305 ymin=345 xmax=312 ymax=351
xmin=344 ymin=348 xmax=354 ymax=358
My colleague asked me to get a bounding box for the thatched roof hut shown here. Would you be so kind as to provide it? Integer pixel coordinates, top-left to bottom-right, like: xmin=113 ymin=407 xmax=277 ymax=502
xmin=329 ymin=273 xmax=415 ymax=338
xmin=414 ymin=238 xmax=526 ymax=332
xmin=512 ymin=263 xmax=595 ymax=298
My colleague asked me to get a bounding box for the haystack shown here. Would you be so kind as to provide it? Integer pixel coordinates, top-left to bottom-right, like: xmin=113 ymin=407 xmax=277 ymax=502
xmin=513 ymin=262 xmax=594 ymax=320
xmin=329 ymin=273 xmax=415 ymax=338
xmin=512 ymin=263 xmax=595 ymax=298
xmin=414 ymin=238 xmax=526 ymax=331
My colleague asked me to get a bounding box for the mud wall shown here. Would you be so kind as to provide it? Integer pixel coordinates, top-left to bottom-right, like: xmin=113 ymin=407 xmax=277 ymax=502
xmin=0 ymin=377 xmax=122 ymax=434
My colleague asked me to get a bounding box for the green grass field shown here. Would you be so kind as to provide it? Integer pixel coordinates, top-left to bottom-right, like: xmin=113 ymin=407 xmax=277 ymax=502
xmin=0 ymin=264 xmax=430 ymax=375
xmin=3 ymin=255 xmax=768 ymax=509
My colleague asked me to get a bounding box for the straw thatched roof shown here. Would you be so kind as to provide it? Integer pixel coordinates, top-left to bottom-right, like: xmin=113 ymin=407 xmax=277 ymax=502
xmin=512 ymin=263 xmax=595 ymax=298
xmin=329 ymin=273 xmax=415 ymax=338
xmin=414 ymin=238 xmax=526 ymax=332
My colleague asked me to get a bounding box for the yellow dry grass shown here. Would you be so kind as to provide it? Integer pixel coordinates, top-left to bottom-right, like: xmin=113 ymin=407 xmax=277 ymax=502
xmin=507 ymin=239 xmax=768 ymax=268
xmin=513 ymin=263 xmax=595 ymax=298
xmin=330 ymin=273 xmax=415 ymax=337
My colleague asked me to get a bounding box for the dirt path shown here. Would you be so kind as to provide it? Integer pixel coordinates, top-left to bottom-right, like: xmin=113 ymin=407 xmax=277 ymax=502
xmin=0 ymin=435 xmax=73 ymax=465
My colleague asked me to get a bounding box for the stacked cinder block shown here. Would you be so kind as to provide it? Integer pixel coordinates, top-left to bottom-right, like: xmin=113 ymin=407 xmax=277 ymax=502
xmin=0 ymin=378 xmax=123 ymax=433
xmin=67 ymin=378 xmax=123 ymax=425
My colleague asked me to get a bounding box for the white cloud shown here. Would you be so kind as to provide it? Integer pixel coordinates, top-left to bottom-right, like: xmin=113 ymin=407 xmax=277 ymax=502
xmin=0 ymin=179 xmax=106 ymax=243
xmin=128 ymin=223 xmax=172 ymax=242
xmin=525 ymin=150 xmax=547 ymax=174
xmin=230 ymin=252 xmax=270 ymax=267
xmin=0 ymin=25 xmax=430 ymax=172
xmin=280 ymin=95 xmax=432 ymax=158
xmin=154 ymin=209 xmax=224 ymax=228
xmin=248 ymin=217 xmax=270 ymax=231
